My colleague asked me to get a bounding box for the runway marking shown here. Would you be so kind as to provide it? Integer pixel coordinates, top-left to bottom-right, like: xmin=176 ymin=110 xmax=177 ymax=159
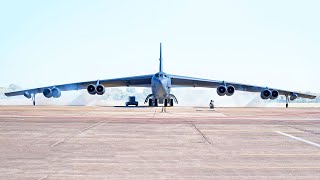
xmin=51 ymin=120 xmax=105 ymax=147
xmin=275 ymin=131 xmax=320 ymax=148
xmin=190 ymin=123 xmax=214 ymax=147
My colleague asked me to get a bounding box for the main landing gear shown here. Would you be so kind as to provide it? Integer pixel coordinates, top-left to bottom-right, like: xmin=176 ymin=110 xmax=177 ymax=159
xmin=148 ymin=99 xmax=159 ymax=107
xmin=145 ymin=94 xmax=178 ymax=107
xmin=164 ymin=99 xmax=174 ymax=107
xmin=148 ymin=99 xmax=174 ymax=107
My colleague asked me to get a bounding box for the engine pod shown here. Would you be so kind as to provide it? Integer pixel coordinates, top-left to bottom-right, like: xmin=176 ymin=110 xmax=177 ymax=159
xmin=24 ymin=91 xmax=32 ymax=99
xmin=290 ymin=93 xmax=298 ymax=101
xmin=260 ymin=89 xmax=271 ymax=100
xmin=96 ymin=84 xmax=105 ymax=95
xmin=43 ymin=88 xmax=53 ymax=98
xmin=217 ymin=85 xmax=227 ymax=96
xmin=270 ymin=90 xmax=279 ymax=100
xmin=226 ymin=86 xmax=235 ymax=96
xmin=87 ymin=84 xmax=96 ymax=95
xmin=52 ymin=87 xmax=61 ymax=98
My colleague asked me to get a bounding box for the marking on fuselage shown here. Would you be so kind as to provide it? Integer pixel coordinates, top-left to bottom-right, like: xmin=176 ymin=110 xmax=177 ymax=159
xmin=275 ymin=131 xmax=320 ymax=148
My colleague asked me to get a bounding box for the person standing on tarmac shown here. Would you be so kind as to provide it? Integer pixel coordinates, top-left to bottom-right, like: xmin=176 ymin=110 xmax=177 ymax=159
xmin=209 ymin=100 xmax=214 ymax=109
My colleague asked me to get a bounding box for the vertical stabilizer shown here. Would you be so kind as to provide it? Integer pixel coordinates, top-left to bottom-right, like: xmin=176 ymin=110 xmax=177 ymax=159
xmin=159 ymin=43 xmax=163 ymax=72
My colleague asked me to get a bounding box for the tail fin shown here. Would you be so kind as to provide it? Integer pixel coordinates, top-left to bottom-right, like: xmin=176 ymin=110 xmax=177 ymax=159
xmin=159 ymin=43 xmax=163 ymax=72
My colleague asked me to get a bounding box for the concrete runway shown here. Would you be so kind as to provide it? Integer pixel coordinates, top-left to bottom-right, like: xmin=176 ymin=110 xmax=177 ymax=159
xmin=0 ymin=106 xmax=319 ymax=179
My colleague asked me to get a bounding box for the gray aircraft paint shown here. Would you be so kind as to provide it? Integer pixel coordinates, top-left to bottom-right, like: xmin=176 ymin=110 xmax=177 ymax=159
xmin=5 ymin=43 xmax=316 ymax=106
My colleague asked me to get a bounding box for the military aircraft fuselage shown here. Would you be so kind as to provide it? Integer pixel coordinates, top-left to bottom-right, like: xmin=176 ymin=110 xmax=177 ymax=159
xmin=151 ymin=72 xmax=171 ymax=100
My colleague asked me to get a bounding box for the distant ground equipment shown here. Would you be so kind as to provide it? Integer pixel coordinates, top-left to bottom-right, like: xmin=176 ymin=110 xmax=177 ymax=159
xmin=126 ymin=96 xmax=138 ymax=106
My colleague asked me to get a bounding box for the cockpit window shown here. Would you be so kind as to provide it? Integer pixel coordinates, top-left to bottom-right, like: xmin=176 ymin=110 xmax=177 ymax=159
xmin=155 ymin=73 xmax=167 ymax=78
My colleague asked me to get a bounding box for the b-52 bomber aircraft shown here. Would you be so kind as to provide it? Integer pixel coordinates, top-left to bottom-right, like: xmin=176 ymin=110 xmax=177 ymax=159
xmin=5 ymin=43 xmax=316 ymax=107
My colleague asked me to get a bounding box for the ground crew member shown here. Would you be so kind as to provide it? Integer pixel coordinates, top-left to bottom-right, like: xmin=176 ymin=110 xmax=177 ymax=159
xmin=209 ymin=100 xmax=214 ymax=109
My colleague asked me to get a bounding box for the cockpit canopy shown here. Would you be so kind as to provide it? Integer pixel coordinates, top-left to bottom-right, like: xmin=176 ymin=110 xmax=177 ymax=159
xmin=155 ymin=73 xmax=168 ymax=78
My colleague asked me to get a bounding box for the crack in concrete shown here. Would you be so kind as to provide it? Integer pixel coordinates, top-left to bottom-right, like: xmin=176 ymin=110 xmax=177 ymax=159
xmin=51 ymin=120 xmax=105 ymax=147
xmin=190 ymin=123 xmax=214 ymax=147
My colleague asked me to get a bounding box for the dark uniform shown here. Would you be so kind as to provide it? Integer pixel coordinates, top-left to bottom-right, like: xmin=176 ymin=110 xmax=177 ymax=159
xmin=209 ymin=100 xmax=214 ymax=109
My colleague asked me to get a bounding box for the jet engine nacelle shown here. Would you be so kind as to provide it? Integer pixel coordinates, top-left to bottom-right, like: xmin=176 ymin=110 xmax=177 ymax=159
xmin=96 ymin=84 xmax=105 ymax=95
xmin=43 ymin=88 xmax=53 ymax=98
xmin=270 ymin=90 xmax=279 ymax=100
xmin=217 ymin=85 xmax=227 ymax=96
xmin=52 ymin=87 xmax=61 ymax=98
xmin=87 ymin=84 xmax=97 ymax=95
xmin=24 ymin=91 xmax=32 ymax=99
xmin=261 ymin=89 xmax=271 ymax=100
xmin=226 ymin=86 xmax=235 ymax=96
xmin=290 ymin=93 xmax=298 ymax=101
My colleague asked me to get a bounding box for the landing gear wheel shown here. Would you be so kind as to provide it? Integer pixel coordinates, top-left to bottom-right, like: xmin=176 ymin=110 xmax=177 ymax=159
xmin=170 ymin=99 xmax=174 ymax=106
xmin=154 ymin=99 xmax=158 ymax=107
xmin=164 ymin=99 xmax=168 ymax=107
xmin=149 ymin=99 xmax=153 ymax=107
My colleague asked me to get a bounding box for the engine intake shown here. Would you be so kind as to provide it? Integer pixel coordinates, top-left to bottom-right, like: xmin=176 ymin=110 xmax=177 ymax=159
xmin=96 ymin=84 xmax=105 ymax=95
xmin=217 ymin=85 xmax=227 ymax=96
xmin=24 ymin=91 xmax=32 ymax=99
xmin=226 ymin=86 xmax=235 ymax=96
xmin=290 ymin=93 xmax=298 ymax=101
xmin=261 ymin=89 xmax=271 ymax=100
xmin=87 ymin=84 xmax=96 ymax=95
xmin=52 ymin=87 xmax=61 ymax=98
xmin=43 ymin=88 xmax=52 ymax=98
xmin=270 ymin=90 xmax=279 ymax=100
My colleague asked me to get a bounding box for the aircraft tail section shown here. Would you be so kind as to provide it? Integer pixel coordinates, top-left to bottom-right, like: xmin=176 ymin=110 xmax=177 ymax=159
xmin=159 ymin=43 xmax=163 ymax=72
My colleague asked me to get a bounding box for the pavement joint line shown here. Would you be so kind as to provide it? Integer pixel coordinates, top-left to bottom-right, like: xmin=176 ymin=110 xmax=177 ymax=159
xmin=275 ymin=131 xmax=320 ymax=148
xmin=38 ymin=172 xmax=56 ymax=180
xmin=51 ymin=120 xmax=105 ymax=147
xmin=190 ymin=123 xmax=214 ymax=147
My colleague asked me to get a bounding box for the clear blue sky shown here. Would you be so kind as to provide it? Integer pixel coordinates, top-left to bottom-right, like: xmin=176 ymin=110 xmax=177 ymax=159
xmin=1 ymin=0 xmax=319 ymax=92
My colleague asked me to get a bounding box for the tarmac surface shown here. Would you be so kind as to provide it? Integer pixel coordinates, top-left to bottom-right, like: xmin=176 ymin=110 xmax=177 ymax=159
xmin=0 ymin=106 xmax=319 ymax=179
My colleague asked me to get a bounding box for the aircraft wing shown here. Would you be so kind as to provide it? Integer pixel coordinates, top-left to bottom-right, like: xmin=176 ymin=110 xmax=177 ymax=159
xmin=5 ymin=74 xmax=153 ymax=97
xmin=169 ymin=74 xmax=316 ymax=99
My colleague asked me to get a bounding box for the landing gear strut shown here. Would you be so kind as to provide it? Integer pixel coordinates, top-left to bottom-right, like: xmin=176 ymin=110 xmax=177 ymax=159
xmin=286 ymin=95 xmax=289 ymax=108
xmin=31 ymin=94 xmax=36 ymax=106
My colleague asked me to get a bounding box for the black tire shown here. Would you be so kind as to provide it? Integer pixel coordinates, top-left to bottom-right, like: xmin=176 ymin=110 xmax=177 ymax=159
xmin=170 ymin=99 xmax=174 ymax=106
xmin=164 ymin=99 xmax=168 ymax=107
xmin=149 ymin=99 xmax=153 ymax=107
xmin=154 ymin=99 xmax=158 ymax=107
